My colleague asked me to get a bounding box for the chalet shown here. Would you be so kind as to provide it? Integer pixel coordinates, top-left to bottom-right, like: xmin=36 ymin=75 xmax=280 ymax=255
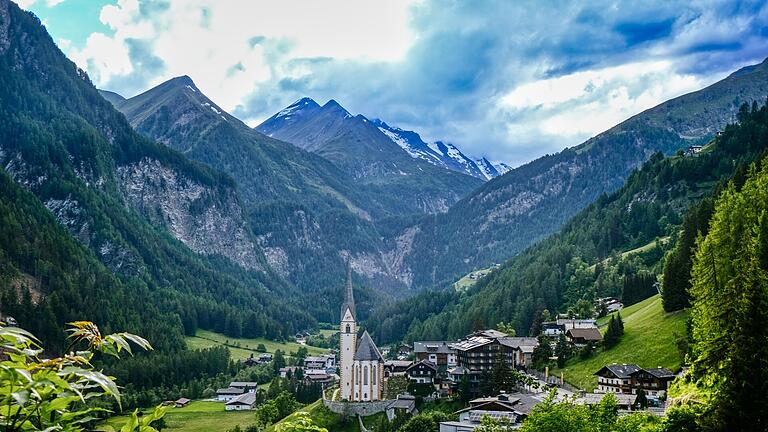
xmin=384 ymin=360 xmax=413 ymax=377
xmin=597 ymin=297 xmax=623 ymax=313
xmin=304 ymin=354 xmax=335 ymax=373
xmin=225 ymin=392 xmax=256 ymax=411
xmin=385 ymin=394 xmax=419 ymax=421
xmin=406 ymin=359 xmax=438 ymax=384
xmin=397 ymin=343 xmax=413 ymax=358
xmin=304 ymin=372 xmax=337 ymax=389
xmin=216 ymin=387 xmax=244 ymax=401
xmin=174 ymin=398 xmax=190 ymax=408
xmin=595 ymin=364 xmax=642 ymax=394
xmin=556 ymin=319 xmax=597 ymax=331
xmin=542 ymin=322 xmax=564 ymax=336
xmin=413 ymin=341 xmax=458 ymax=368
xmin=566 ymin=328 xmax=603 ymax=346
xmin=629 ymin=367 xmax=675 ymax=398
xmin=439 ymin=393 xmax=540 ymax=431
xmin=257 ymin=353 xmax=273 ymax=363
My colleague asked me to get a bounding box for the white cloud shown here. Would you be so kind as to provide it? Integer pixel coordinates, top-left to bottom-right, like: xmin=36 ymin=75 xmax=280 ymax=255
xmin=15 ymin=0 xmax=37 ymax=9
xmin=45 ymin=0 xmax=66 ymax=7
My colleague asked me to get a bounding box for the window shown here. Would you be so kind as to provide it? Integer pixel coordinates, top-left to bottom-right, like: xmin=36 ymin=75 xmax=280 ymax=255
xmin=364 ymin=366 xmax=369 ymax=385
xmin=346 ymin=324 xmax=351 ymax=333
xmin=373 ymin=366 xmax=377 ymax=384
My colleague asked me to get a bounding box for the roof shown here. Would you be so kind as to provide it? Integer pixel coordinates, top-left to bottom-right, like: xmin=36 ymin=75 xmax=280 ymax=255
xmin=226 ymin=392 xmax=256 ymax=406
xmin=448 ymin=366 xmax=468 ymax=375
xmin=387 ymin=396 xmax=417 ymax=411
xmin=216 ymin=387 xmax=244 ymax=395
xmin=630 ymin=367 xmax=675 ymax=379
xmin=354 ymin=331 xmax=384 ymax=362
xmin=385 ymin=360 xmax=413 ymax=369
xmin=406 ymin=359 xmax=437 ymax=372
xmin=498 ymin=337 xmax=538 ymax=349
xmin=229 ymin=381 xmax=258 ymax=388
xmin=594 ymin=363 xmax=642 ymax=379
xmin=452 ymin=336 xmax=494 ymax=351
xmin=577 ymin=393 xmax=637 ymax=406
xmin=556 ymin=319 xmax=596 ymax=326
xmin=566 ymin=328 xmax=603 ymax=341
xmin=175 ymin=398 xmax=190 ymax=404
xmin=470 ymin=329 xmax=509 ymax=339
xmin=341 ymin=261 xmax=356 ymax=320
xmin=304 ymin=356 xmax=328 ymax=363
xmin=413 ymin=341 xmax=456 ymax=354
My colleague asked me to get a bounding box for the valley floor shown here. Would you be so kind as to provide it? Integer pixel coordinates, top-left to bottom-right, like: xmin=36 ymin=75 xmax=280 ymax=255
xmin=185 ymin=329 xmax=327 ymax=361
xmin=99 ymin=401 xmax=254 ymax=432
xmin=552 ymin=294 xmax=688 ymax=391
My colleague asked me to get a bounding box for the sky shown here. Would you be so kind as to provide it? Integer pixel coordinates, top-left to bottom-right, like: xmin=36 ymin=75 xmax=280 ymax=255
xmin=19 ymin=0 xmax=768 ymax=166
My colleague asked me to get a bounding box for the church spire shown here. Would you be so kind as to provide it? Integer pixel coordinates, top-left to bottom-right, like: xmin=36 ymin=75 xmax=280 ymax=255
xmin=341 ymin=259 xmax=356 ymax=320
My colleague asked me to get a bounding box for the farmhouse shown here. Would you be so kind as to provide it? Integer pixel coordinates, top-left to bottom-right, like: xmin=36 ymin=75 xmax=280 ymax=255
xmin=595 ymin=364 xmax=675 ymax=397
xmin=439 ymin=393 xmax=540 ymax=431
xmin=566 ymin=327 xmax=603 ymax=346
xmin=225 ymin=392 xmax=256 ymax=411
xmin=215 ymin=387 xmax=244 ymax=402
xmin=385 ymin=394 xmax=418 ymax=421
xmin=413 ymin=341 xmax=457 ymax=368
xmin=384 ymin=360 xmax=412 ymax=377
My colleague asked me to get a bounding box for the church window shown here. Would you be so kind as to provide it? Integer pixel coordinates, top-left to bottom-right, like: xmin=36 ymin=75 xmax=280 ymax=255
xmin=373 ymin=366 xmax=377 ymax=384
xmin=346 ymin=324 xmax=351 ymax=333
xmin=364 ymin=366 xmax=369 ymax=385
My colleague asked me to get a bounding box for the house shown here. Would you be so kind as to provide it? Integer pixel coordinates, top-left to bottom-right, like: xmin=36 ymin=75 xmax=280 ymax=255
xmin=304 ymin=372 xmax=337 ymax=389
xmin=406 ymin=359 xmax=438 ymax=384
xmin=413 ymin=341 xmax=458 ymax=368
xmin=556 ymin=319 xmax=597 ymax=331
xmin=385 ymin=394 xmax=419 ymax=421
xmin=397 ymin=343 xmax=413 ymax=358
xmin=257 ymin=353 xmax=273 ymax=363
xmin=595 ymin=364 xmax=642 ymax=394
xmin=229 ymin=382 xmax=259 ymax=393
xmin=576 ymin=393 xmax=637 ymax=410
xmin=629 ymin=367 xmax=675 ymax=398
xmin=497 ymin=337 xmax=538 ymax=368
xmin=597 ymin=297 xmax=623 ymax=313
xmin=279 ymin=366 xmax=301 ymax=378
xmin=384 ymin=360 xmax=413 ymax=377
xmin=542 ymin=322 xmax=565 ymax=336
xmin=174 ymin=398 xmax=191 ymax=408
xmin=684 ymin=145 xmax=704 ymax=156
xmin=225 ymin=392 xmax=257 ymax=411
xmin=566 ymin=328 xmax=603 ymax=346
xmin=216 ymin=387 xmax=244 ymax=401
xmin=439 ymin=393 xmax=540 ymax=431
xmin=304 ymin=355 xmax=333 ymax=373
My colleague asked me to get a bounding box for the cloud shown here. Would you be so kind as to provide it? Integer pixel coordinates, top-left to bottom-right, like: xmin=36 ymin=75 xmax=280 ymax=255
xmin=49 ymin=0 xmax=768 ymax=166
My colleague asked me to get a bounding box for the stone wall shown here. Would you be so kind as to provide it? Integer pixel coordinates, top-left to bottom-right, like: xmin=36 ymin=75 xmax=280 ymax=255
xmin=323 ymin=399 xmax=391 ymax=417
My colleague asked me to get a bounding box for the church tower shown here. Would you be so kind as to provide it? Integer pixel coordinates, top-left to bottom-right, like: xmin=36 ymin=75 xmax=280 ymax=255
xmin=339 ymin=261 xmax=357 ymax=401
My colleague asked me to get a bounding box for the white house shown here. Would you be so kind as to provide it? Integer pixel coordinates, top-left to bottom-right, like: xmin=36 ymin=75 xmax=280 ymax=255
xmin=225 ymin=392 xmax=256 ymax=411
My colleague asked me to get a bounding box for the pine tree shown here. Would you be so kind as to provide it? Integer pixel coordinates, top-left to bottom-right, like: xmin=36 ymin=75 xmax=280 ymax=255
xmin=532 ymin=335 xmax=553 ymax=368
xmin=491 ymin=352 xmax=512 ymax=393
xmin=555 ymin=334 xmax=571 ymax=368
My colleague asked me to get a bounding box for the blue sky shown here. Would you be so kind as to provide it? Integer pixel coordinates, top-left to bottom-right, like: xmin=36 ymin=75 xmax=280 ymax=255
xmin=20 ymin=0 xmax=768 ymax=166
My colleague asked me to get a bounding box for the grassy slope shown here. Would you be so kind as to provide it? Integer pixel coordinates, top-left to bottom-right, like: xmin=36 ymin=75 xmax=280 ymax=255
xmin=266 ymin=400 xmax=385 ymax=432
xmin=185 ymin=329 xmax=327 ymax=361
xmin=553 ymin=294 xmax=688 ymax=391
xmin=100 ymin=401 xmax=255 ymax=432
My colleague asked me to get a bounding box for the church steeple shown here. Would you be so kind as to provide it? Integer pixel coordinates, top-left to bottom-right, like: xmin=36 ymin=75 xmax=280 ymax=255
xmin=340 ymin=259 xmax=356 ymax=320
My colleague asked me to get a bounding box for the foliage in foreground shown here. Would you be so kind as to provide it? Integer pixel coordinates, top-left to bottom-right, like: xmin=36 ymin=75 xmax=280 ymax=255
xmin=0 ymin=321 xmax=163 ymax=432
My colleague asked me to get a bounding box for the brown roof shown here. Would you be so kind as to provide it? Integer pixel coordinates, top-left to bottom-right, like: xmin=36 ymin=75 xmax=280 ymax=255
xmin=566 ymin=327 xmax=603 ymax=341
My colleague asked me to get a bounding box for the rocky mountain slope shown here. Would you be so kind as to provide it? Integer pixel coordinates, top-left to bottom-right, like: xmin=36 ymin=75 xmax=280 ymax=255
xmin=0 ymin=0 xmax=313 ymax=349
xmin=390 ymin=58 xmax=768 ymax=289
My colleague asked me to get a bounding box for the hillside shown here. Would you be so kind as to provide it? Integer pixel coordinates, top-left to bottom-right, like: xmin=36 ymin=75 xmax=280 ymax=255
xmin=553 ymin=295 xmax=689 ymax=391
xmin=392 ymin=58 xmax=768 ymax=290
xmin=0 ymin=0 xmax=313 ymax=351
xmin=367 ymin=99 xmax=768 ymax=344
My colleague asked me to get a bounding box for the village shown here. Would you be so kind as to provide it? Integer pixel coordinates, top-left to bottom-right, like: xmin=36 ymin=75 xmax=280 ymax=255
xmin=191 ymin=272 xmax=677 ymax=431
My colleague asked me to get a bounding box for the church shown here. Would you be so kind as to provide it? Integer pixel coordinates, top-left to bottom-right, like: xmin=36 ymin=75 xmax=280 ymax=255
xmin=339 ymin=265 xmax=385 ymax=401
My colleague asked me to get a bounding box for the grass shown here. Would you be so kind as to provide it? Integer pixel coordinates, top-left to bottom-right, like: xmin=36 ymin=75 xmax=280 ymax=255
xmin=266 ymin=400 xmax=385 ymax=432
xmin=587 ymin=237 xmax=670 ymax=271
xmin=552 ymin=294 xmax=689 ymax=391
xmin=185 ymin=329 xmax=327 ymax=361
xmin=99 ymin=401 xmax=256 ymax=432
xmin=453 ymin=266 xmax=497 ymax=290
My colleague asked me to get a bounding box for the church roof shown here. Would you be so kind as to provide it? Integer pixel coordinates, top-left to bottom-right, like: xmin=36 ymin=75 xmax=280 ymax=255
xmin=354 ymin=331 xmax=384 ymax=362
xmin=340 ymin=260 xmax=356 ymax=320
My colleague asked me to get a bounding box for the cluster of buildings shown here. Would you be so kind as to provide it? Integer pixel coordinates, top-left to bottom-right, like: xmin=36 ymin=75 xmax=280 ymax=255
xmin=279 ymin=353 xmax=338 ymax=388
xmin=215 ymin=382 xmax=259 ymax=410
xmin=541 ymin=318 xmax=603 ymax=345
xmin=594 ymin=363 xmax=675 ymax=399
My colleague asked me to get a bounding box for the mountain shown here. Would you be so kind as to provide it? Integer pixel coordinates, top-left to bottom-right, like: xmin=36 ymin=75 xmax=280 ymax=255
xmin=0 ymin=0 xmax=314 ymax=350
xmin=388 ymin=58 xmax=768 ymax=290
xmin=99 ymin=89 xmax=125 ymax=106
xmin=371 ymin=119 xmax=500 ymax=180
xmin=368 ymin=98 xmax=768 ymax=344
xmin=256 ymin=98 xmax=483 ymax=213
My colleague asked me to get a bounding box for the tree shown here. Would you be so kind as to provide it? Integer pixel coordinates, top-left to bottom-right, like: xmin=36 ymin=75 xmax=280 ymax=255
xmin=491 ymin=352 xmax=513 ymax=394
xmin=257 ymin=343 xmax=267 ymax=352
xmin=532 ymin=335 xmax=552 ymax=368
xmin=273 ymin=349 xmax=287 ymax=374
xmin=0 ymin=321 xmax=162 ymax=432
xmin=398 ymin=411 xmax=453 ymax=432
xmin=495 ymin=321 xmax=517 ymax=336
xmin=273 ymin=412 xmax=328 ymax=432
xmin=475 ymin=415 xmax=513 ymax=431
xmin=554 ymin=334 xmax=571 ymax=368
xmin=603 ymin=315 xmax=623 ymax=349
xmin=635 ymin=388 xmax=648 ymax=410
xmin=458 ymin=375 xmax=472 ymax=404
